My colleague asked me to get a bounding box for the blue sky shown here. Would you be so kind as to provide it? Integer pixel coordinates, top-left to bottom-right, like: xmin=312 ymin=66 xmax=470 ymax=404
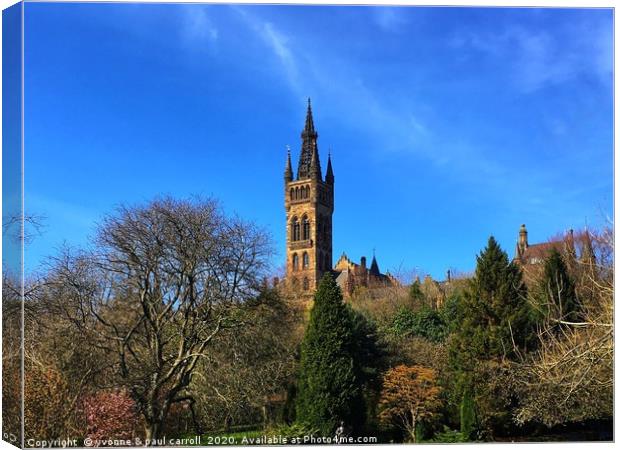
xmin=21 ymin=3 xmax=613 ymax=279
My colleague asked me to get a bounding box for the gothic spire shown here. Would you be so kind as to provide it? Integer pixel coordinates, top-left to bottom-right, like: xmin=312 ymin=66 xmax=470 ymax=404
xmin=325 ymin=150 xmax=334 ymax=185
xmin=303 ymin=97 xmax=316 ymax=136
xmin=284 ymin=145 xmax=293 ymax=183
xmin=309 ymin=141 xmax=322 ymax=181
xmin=370 ymin=252 xmax=380 ymax=276
xmin=297 ymin=98 xmax=319 ymax=179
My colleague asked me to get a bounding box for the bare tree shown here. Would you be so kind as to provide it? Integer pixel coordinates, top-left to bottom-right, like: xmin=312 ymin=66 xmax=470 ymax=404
xmin=44 ymin=197 xmax=273 ymax=442
xmin=192 ymin=288 xmax=300 ymax=431
xmin=516 ymin=225 xmax=613 ymax=427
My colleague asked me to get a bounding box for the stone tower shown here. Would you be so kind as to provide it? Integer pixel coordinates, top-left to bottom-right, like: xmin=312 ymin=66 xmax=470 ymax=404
xmin=284 ymin=99 xmax=334 ymax=292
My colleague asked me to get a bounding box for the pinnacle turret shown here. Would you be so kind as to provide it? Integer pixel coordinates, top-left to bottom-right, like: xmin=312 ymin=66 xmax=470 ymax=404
xmin=309 ymin=141 xmax=322 ymax=181
xmin=284 ymin=146 xmax=293 ymax=183
xmin=325 ymin=151 xmax=334 ymax=184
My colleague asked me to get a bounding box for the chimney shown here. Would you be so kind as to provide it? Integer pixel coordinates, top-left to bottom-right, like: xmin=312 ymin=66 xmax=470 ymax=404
xmin=446 ymin=269 xmax=451 ymax=283
xmin=361 ymin=256 xmax=367 ymax=269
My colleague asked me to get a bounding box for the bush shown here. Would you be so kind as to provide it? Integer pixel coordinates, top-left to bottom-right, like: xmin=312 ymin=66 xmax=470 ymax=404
xmin=390 ymin=306 xmax=448 ymax=342
xmin=83 ymin=389 xmax=141 ymax=441
xmin=427 ymin=426 xmax=468 ymax=443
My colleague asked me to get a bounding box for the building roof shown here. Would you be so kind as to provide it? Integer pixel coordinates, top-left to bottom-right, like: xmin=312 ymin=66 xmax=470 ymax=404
xmin=369 ymin=255 xmax=380 ymax=275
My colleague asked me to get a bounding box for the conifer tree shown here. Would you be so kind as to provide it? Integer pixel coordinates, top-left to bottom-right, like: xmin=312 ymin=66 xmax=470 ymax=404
xmin=460 ymin=384 xmax=477 ymax=440
xmin=449 ymin=236 xmax=532 ymax=438
xmin=296 ymin=273 xmax=364 ymax=435
xmin=453 ymin=236 xmax=531 ymax=365
xmin=408 ymin=279 xmax=425 ymax=305
xmin=539 ymin=248 xmax=579 ymax=323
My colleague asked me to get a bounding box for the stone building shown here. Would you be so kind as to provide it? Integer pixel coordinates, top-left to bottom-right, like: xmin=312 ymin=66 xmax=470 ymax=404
xmin=512 ymin=223 xmax=597 ymax=286
xmin=513 ymin=223 xmax=577 ymax=266
xmin=284 ymin=99 xmax=334 ymax=293
xmin=332 ymin=252 xmax=398 ymax=297
xmin=283 ymin=100 xmax=396 ymax=296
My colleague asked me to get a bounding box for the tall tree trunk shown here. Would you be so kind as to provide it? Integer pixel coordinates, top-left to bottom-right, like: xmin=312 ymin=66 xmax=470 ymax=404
xmin=410 ymin=411 xmax=417 ymax=443
xmin=145 ymin=422 xmax=159 ymax=445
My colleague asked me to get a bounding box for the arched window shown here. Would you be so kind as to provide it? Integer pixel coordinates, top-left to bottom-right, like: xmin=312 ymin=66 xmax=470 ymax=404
xmin=303 ymin=277 xmax=309 ymax=290
xmin=303 ymin=252 xmax=309 ymax=269
xmin=292 ymin=217 xmax=300 ymax=241
xmin=302 ymin=216 xmax=310 ymax=240
xmin=306 ymin=185 xmax=310 ymax=198
xmin=295 ymin=187 xmax=299 ymax=200
xmin=292 ymin=253 xmax=299 ymax=271
xmin=290 ymin=188 xmax=294 ymax=200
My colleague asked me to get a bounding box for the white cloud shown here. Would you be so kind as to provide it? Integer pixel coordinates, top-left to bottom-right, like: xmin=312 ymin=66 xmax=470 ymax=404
xmin=261 ymin=22 xmax=302 ymax=94
xmin=373 ymin=7 xmax=408 ymax=32
xmin=450 ymin=18 xmax=612 ymax=93
xmin=179 ymin=5 xmax=219 ymax=49
xmin=232 ymin=6 xmax=303 ymax=95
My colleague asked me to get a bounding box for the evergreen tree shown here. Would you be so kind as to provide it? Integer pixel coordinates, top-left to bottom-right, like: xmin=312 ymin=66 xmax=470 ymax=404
xmin=449 ymin=237 xmax=533 ymax=438
xmin=538 ymin=248 xmax=579 ymax=323
xmin=460 ymin=384 xmax=477 ymax=440
xmin=391 ymin=306 xmax=448 ymax=343
xmin=296 ymin=273 xmax=364 ymax=435
xmin=452 ymin=236 xmax=531 ymax=365
xmin=408 ymin=279 xmax=426 ymax=305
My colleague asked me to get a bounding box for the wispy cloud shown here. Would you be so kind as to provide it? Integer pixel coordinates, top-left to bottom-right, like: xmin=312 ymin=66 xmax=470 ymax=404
xmin=450 ymin=17 xmax=612 ymax=93
xmin=372 ymin=6 xmax=409 ymax=32
xmin=179 ymin=5 xmax=219 ymax=49
xmin=231 ymin=6 xmax=433 ymax=159
xmin=228 ymin=5 xmax=610 ymax=216
xmin=262 ymin=22 xmax=302 ymax=94
xmin=232 ymin=6 xmax=303 ymax=94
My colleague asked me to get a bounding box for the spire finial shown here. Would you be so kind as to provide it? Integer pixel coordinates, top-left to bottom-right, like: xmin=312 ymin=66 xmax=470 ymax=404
xmin=298 ymin=99 xmax=319 ymax=179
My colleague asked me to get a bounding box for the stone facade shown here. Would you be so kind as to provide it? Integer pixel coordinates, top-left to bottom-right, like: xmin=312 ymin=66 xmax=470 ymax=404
xmin=514 ymin=223 xmax=577 ymax=266
xmin=333 ymin=253 xmax=397 ymax=297
xmin=512 ymin=223 xmax=597 ymax=286
xmin=284 ymin=99 xmax=334 ymax=293
xmin=283 ymin=100 xmax=397 ymax=297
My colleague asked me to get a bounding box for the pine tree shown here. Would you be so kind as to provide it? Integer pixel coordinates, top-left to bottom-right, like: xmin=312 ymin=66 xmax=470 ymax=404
xmin=296 ymin=273 xmax=364 ymax=435
xmin=460 ymin=384 xmax=477 ymax=440
xmin=454 ymin=236 xmax=531 ymax=364
xmin=408 ymin=279 xmax=425 ymax=305
xmin=449 ymin=236 xmax=533 ymax=438
xmin=539 ymin=248 xmax=579 ymax=323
